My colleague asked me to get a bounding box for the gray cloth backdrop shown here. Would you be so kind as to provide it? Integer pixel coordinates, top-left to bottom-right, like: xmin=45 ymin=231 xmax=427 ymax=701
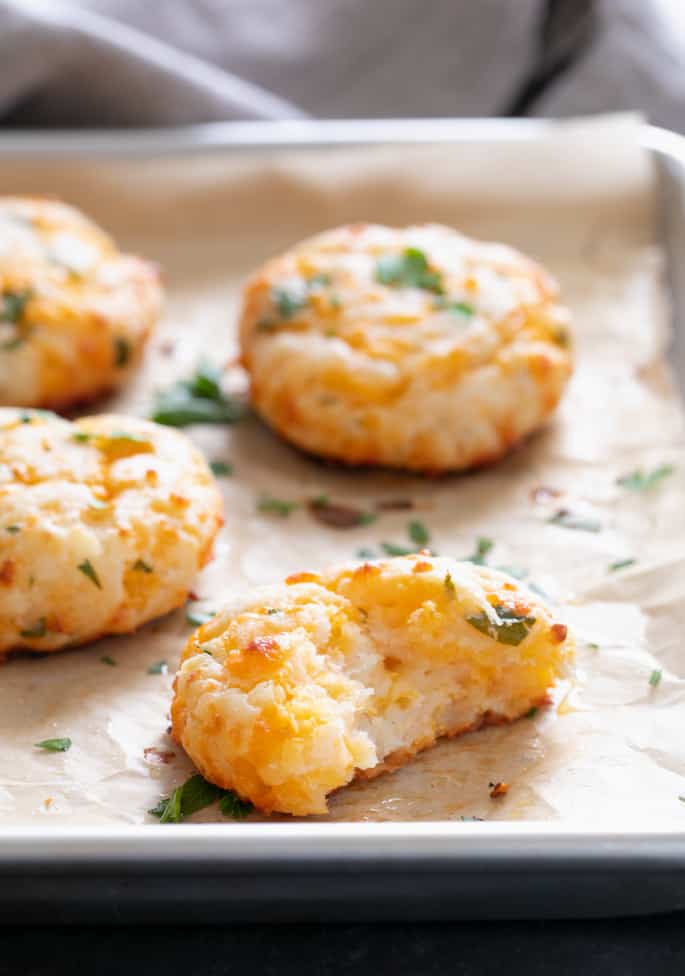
xmin=0 ymin=0 xmax=683 ymax=129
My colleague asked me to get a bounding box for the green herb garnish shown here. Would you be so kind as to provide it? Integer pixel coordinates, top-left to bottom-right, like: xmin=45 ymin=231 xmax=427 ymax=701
xmin=72 ymin=432 xmax=93 ymax=443
xmin=147 ymin=660 xmax=167 ymax=675
xmin=649 ymin=668 xmax=663 ymax=687
xmin=375 ymin=248 xmax=444 ymax=293
xmin=466 ymin=604 xmax=536 ymax=646
xmin=525 ymin=706 xmax=539 ymax=719
xmin=434 ymin=296 xmax=474 ymax=317
xmin=186 ymin=607 xmax=216 ymax=627
xmin=35 ymin=737 xmax=71 ymax=753
xmin=307 ymin=273 xmax=332 ymax=289
xmin=257 ymin=496 xmax=299 ymax=517
xmin=77 ymin=559 xmax=102 ymax=589
xmin=151 ymin=363 xmax=245 ymax=428
xmin=269 ymin=275 xmax=334 ymax=323
xmin=273 ymin=283 xmax=308 ymax=319
xmin=132 ymin=559 xmax=153 ymax=574
xmin=1 ymin=288 xmax=31 ymax=324
xmin=407 ymin=520 xmax=430 ymax=547
xmin=209 ymin=460 xmax=233 ymax=477
xmin=308 ymin=497 xmax=376 ymax=529
xmin=444 ymin=572 xmax=456 ymax=598
xmin=149 ymin=773 xmax=252 ymax=824
xmin=100 ymin=655 xmax=116 ymax=667
xmin=380 ymin=541 xmax=416 ymax=557
xmin=356 ymin=547 xmax=377 ymax=560
xmin=0 ymin=289 xmax=32 ymax=349
xmin=608 ymin=558 xmax=636 ymax=572
xmin=20 ymin=618 xmax=47 ymax=638
xmin=547 ymin=510 xmax=601 ymax=533
xmin=465 ymin=537 xmax=494 ymax=565
xmin=114 ymin=336 xmax=131 ymax=368
xmin=5 ymin=525 xmax=20 ymax=534
xmin=617 ymin=465 xmax=675 ymax=493
xmin=219 ymin=791 xmax=253 ymax=820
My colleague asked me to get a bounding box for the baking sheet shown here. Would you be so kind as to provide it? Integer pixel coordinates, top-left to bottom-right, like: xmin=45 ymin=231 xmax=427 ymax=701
xmin=1 ymin=115 xmax=684 ymax=829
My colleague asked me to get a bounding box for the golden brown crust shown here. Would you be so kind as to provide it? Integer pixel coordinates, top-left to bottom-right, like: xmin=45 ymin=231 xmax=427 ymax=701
xmin=240 ymin=223 xmax=572 ymax=473
xmin=0 ymin=196 xmax=162 ymax=409
xmin=172 ymin=556 xmax=574 ymax=815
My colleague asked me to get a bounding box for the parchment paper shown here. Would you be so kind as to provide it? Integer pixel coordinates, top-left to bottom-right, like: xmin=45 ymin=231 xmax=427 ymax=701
xmin=1 ymin=115 xmax=684 ymax=828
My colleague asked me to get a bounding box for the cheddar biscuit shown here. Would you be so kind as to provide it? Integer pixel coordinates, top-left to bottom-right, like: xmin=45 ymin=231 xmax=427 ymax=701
xmin=0 ymin=409 xmax=222 ymax=654
xmin=171 ymin=554 xmax=573 ymax=816
xmin=240 ymin=223 xmax=572 ymax=473
xmin=0 ymin=197 xmax=162 ymax=409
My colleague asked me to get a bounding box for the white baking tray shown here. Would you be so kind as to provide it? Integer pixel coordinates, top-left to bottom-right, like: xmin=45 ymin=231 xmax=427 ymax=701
xmin=1 ymin=119 xmax=684 ymax=922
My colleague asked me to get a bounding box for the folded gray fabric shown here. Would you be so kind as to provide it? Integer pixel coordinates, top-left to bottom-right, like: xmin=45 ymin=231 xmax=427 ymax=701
xmin=0 ymin=0 xmax=683 ymax=130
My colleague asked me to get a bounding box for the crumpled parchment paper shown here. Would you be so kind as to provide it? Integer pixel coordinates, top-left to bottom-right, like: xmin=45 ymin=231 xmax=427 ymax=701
xmin=1 ymin=115 xmax=684 ymax=828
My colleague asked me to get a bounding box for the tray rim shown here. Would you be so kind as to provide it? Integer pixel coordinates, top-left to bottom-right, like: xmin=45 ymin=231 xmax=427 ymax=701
xmin=1 ymin=116 xmax=684 ymax=870
xmin=0 ymin=117 xmax=681 ymax=162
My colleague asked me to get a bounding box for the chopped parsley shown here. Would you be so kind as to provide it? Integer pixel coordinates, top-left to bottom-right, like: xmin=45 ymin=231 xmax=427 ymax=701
xmin=114 ymin=336 xmax=131 ymax=368
xmin=0 ymin=289 xmax=32 ymax=349
xmin=35 ymin=737 xmax=71 ymax=753
xmin=444 ymin=572 xmax=456 ymax=598
xmin=5 ymin=525 xmax=20 ymax=534
xmin=151 ymin=363 xmax=245 ymax=428
xmin=149 ymin=773 xmax=252 ymax=823
xmin=257 ymin=495 xmax=299 ymax=517
xmin=77 ymin=559 xmax=102 ymax=589
xmin=147 ymin=660 xmax=168 ymax=675
xmin=465 ymin=537 xmax=494 ymax=565
xmin=649 ymin=668 xmax=663 ymax=688
xmin=617 ymin=464 xmax=675 ymax=493
xmin=434 ymin=296 xmax=474 ymax=317
xmin=375 ymin=248 xmax=444 ymax=294
xmin=209 ymin=460 xmax=233 ymax=477
xmin=608 ymin=558 xmax=636 ymax=572
xmin=356 ymin=547 xmax=377 ymax=560
xmin=132 ymin=559 xmax=153 ymax=574
xmin=308 ymin=497 xmax=376 ymax=529
xmin=219 ymin=791 xmax=252 ymax=819
xmin=547 ymin=510 xmax=601 ymax=533
xmin=72 ymin=432 xmax=93 ymax=443
xmin=272 ymin=283 xmax=309 ymax=319
xmin=466 ymin=605 xmax=536 ymax=646
xmin=407 ymin=520 xmax=430 ymax=547
xmin=20 ymin=618 xmax=47 ymax=638
xmin=1 ymin=288 xmax=31 ymax=324
xmin=307 ymin=272 xmax=332 ymax=289
xmin=100 ymin=655 xmax=117 ymax=667
xmin=525 ymin=706 xmax=539 ymax=719
xmin=380 ymin=541 xmax=416 ymax=557
xmin=186 ymin=607 xmax=216 ymax=627
xmin=268 ymin=274 xmax=335 ymax=324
